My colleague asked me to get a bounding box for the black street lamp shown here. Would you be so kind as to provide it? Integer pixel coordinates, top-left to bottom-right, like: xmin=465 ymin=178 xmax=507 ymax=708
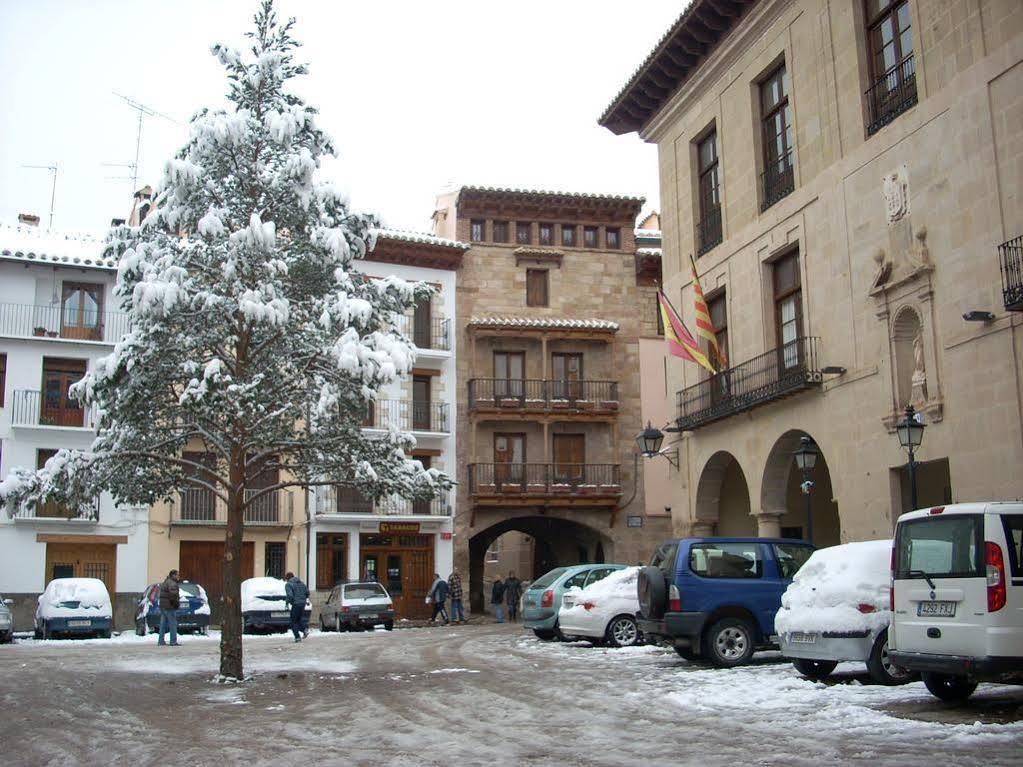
xmin=896 ymin=405 xmax=926 ymax=510
xmin=793 ymin=436 xmax=819 ymax=544
xmin=635 ymin=422 xmax=679 ymax=468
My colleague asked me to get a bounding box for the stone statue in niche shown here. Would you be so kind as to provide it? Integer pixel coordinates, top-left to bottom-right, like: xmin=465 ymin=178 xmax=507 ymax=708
xmin=908 ymin=226 xmax=931 ymax=269
xmin=870 ymin=247 xmax=893 ymax=290
xmin=910 ymin=328 xmax=928 ymax=409
xmin=883 ymin=165 xmax=910 ymax=225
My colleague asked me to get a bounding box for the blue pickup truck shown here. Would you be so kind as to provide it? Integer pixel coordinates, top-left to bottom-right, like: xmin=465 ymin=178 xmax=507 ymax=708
xmin=637 ymin=537 xmax=814 ymax=667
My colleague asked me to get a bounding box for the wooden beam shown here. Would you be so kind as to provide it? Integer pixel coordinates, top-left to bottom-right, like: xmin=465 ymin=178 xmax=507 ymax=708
xmin=36 ymin=533 xmax=128 ymax=544
xmin=696 ymin=8 xmax=729 ymax=31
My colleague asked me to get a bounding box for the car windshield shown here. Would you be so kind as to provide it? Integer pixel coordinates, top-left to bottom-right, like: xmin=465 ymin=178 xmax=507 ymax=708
xmin=896 ymin=514 xmax=983 ymax=579
xmin=179 ymin=583 xmax=201 ymax=598
xmin=529 ymin=567 xmax=569 ymax=590
xmin=344 ymin=584 xmax=387 ymax=599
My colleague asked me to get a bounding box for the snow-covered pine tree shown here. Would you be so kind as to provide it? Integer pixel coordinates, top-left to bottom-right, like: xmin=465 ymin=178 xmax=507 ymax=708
xmin=0 ymin=0 xmax=450 ymax=679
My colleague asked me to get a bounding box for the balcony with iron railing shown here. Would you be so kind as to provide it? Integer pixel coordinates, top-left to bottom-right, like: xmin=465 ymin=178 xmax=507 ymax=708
xmin=10 ymin=497 xmax=100 ymax=522
xmin=696 ymin=205 xmax=722 ymax=256
xmin=468 ymin=379 xmax=619 ymax=418
xmin=364 ymin=399 xmax=449 ymax=433
xmin=760 ymin=151 xmax=795 ymax=212
xmin=866 ymin=54 xmax=917 ymax=136
xmin=999 ymin=235 xmax=1023 ymax=312
xmin=170 ymin=488 xmax=294 ymax=526
xmin=0 ymin=303 xmax=130 ymax=344
xmin=313 ymin=485 xmax=451 ymax=516
xmin=675 ymin=336 xmax=822 ymax=431
xmin=468 ymin=463 xmax=621 ymax=506
xmin=394 ymin=315 xmax=451 ymax=352
xmin=10 ymin=390 xmax=98 ymax=430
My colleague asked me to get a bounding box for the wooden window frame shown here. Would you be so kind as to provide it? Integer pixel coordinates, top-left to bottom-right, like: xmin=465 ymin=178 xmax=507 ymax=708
xmin=606 ymin=228 xmax=620 ymax=249
xmin=526 ymin=268 xmax=549 ymax=307
xmin=264 ymin=541 xmax=286 ymax=579
xmin=707 ymin=291 xmax=728 ymax=371
xmin=865 ymin=0 xmax=913 ymax=83
xmin=538 ymin=223 xmax=554 ymax=247
xmin=40 ymin=357 xmax=87 ymax=427
xmin=492 ymin=220 xmax=509 ymax=244
xmin=470 ymin=219 xmax=486 ymax=242
xmin=493 ymin=351 xmax=525 ymax=399
xmin=412 ymin=375 xmax=431 ymax=431
xmin=583 ymin=226 xmax=598 ymax=249
xmin=560 ymin=225 xmax=576 ymax=248
xmin=772 ymin=251 xmax=803 ymax=365
xmin=60 ymin=282 xmax=105 ymax=341
xmin=516 ymin=222 xmax=531 ymax=245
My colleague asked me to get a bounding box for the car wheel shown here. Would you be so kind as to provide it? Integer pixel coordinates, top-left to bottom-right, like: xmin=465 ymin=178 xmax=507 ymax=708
xmin=922 ymin=672 xmax=978 ymax=702
xmin=703 ymin=617 xmax=755 ymax=668
xmin=135 ymin=617 xmax=147 ymax=637
xmin=384 ymin=620 xmax=394 ymax=631
xmin=606 ymin=615 xmax=640 ymax=648
xmin=866 ymin=630 xmax=914 ymax=685
xmin=34 ymin=623 xmax=42 ymax=640
xmin=42 ymin=622 xmax=51 ymax=641
xmin=533 ymin=628 xmax=556 ymax=641
xmin=792 ymin=658 xmax=838 ymax=681
xmin=674 ymin=646 xmax=698 ymax=661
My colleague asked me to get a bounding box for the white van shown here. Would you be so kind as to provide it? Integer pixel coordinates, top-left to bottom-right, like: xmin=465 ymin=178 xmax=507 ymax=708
xmin=889 ymin=502 xmax=1023 ymax=701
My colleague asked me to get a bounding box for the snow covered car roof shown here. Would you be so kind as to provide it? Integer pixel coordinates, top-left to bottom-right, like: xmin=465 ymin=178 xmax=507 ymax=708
xmin=37 ymin=578 xmax=112 ymax=619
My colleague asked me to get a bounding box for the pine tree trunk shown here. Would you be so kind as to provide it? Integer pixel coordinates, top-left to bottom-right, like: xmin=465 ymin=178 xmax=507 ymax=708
xmin=219 ymin=451 xmax=246 ymax=679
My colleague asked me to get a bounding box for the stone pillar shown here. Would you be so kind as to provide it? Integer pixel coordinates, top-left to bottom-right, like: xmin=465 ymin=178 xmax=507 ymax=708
xmin=691 ymin=519 xmax=715 ymax=537
xmin=757 ymin=510 xmax=784 ymax=538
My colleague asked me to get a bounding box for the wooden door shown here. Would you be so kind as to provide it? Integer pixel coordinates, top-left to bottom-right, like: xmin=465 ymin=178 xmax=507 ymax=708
xmin=45 ymin=542 xmax=117 ymax=597
xmin=316 ymin=533 xmax=347 ymax=590
xmin=41 ymin=359 xmax=86 ymax=426
xmin=494 ymin=433 xmax=525 ymax=488
xmin=412 ymin=456 xmax=431 ymax=515
xmin=60 ymin=283 xmax=104 ymax=341
xmin=404 ymin=549 xmax=433 ymax=619
xmin=36 ymin=450 xmax=71 ymax=518
xmin=553 ymin=434 xmax=585 ymax=484
xmin=413 ymin=296 xmax=431 ymax=348
xmin=494 ymin=351 xmax=525 ymax=399
xmin=179 ymin=540 xmax=254 ymax=622
xmin=552 ymin=353 xmax=583 ymax=400
xmin=412 ymin=376 xmax=431 ymax=431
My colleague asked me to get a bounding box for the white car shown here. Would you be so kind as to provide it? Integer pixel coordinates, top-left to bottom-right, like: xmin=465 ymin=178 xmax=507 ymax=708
xmin=241 ymin=577 xmax=311 ymax=633
xmin=889 ymin=502 xmax=1023 ymax=701
xmin=776 ymin=540 xmax=913 ymax=685
xmin=0 ymin=593 xmax=14 ymax=643
xmin=318 ymin=582 xmax=395 ymax=632
xmin=558 ymin=566 xmax=642 ymax=647
xmin=35 ymin=578 xmax=113 ymax=639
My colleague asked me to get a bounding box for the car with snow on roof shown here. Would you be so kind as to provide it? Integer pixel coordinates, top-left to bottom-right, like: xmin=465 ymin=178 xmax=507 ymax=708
xmin=637 ymin=537 xmax=814 ymax=667
xmin=319 ymin=581 xmax=395 ymax=632
xmin=0 ymin=593 xmax=14 ymax=643
xmin=776 ymin=539 xmax=913 ymax=685
xmin=34 ymin=578 xmax=113 ymax=639
xmin=241 ymin=576 xmax=311 ymax=634
xmin=558 ymin=566 xmax=643 ymax=647
xmin=135 ymin=580 xmax=211 ymax=636
xmin=523 ymin=564 xmax=628 ymax=641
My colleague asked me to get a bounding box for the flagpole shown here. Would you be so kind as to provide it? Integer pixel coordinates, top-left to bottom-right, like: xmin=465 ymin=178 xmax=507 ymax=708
xmin=658 ymin=287 xmax=698 ymax=338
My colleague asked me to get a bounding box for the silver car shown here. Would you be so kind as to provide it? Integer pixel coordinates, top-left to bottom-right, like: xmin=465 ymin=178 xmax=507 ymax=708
xmin=0 ymin=594 xmax=15 ymax=643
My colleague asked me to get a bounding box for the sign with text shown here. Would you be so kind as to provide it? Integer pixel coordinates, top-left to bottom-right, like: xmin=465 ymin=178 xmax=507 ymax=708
xmin=379 ymin=522 xmax=421 ymax=535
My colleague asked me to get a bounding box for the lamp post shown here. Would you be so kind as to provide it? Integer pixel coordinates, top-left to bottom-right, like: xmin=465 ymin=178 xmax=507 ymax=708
xmin=896 ymin=405 xmax=926 ymax=510
xmin=793 ymin=436 xmax=819 ymax=544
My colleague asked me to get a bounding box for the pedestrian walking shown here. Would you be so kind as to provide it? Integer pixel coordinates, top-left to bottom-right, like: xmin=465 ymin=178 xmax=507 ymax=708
xmin=157 ymin=569 xmax=181 ymax=646
xmin=504 ymin=571 xmax=523 ymax=622
xmin=447 ymin=570 xmax=465 ymax=623
xmin=284 ymin=571 xmax=310 ymax=642
xmin=427 ymin=573 xmax=449 ymax=624
xmin=490 ymin=576 xmax=506 ymax=623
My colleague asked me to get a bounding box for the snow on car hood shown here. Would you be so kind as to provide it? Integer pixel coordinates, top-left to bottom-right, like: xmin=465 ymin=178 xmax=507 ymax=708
xmin=240 ymin=577 xmax=310 ymax=612
xmin=775 ymin=540 xmax=892 ymax=635
xmin=559 ymin=566 xmax=639 ymax=622
xmin=37 ymin=578 xmax=112 ymax=619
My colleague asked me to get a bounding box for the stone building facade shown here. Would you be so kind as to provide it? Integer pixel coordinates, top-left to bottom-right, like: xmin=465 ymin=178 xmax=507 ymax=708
xmin=600 ymin=0 xmax=1023 ymax=544
xmin=432 ymin=187 xmax=672 ymax=611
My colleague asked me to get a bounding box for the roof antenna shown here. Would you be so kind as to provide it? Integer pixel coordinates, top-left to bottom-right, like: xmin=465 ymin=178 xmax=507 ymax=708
xmin=113 ymin=92 xmax=180 ymax=192
xmin=21 ymin=164 xmax=58 ymax=229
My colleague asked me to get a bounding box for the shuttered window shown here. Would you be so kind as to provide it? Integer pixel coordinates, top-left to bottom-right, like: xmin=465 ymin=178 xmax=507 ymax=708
xmin=526 ymin=269 xmax=549 ymax=307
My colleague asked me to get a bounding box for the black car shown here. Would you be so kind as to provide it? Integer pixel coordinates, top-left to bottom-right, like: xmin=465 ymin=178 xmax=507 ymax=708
xmin=135 ymin=581 xmax=211 ymax=635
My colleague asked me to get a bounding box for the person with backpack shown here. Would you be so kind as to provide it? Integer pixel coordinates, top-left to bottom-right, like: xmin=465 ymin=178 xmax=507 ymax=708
xmin=490 ymin=576 xmax=506 ymax=623
xmin=427 ymin=574 xmax=449 ymax=624
xmin=284 ymin=572 xmax=310 ymax=642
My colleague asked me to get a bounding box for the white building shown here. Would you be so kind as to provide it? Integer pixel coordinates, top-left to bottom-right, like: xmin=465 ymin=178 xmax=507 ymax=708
xmin=0 ymin=220 xmax=148 ymax=629
xmin=308 ymin=229 xmax=465 ymax=620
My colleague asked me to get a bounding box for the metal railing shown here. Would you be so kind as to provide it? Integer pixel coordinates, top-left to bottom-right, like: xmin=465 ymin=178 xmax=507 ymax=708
xmin=999 ymin=234 xmax=1023 ymax=312
xmin=696 ymin=205 xmax=722 ymax=256
xmin=171 ymin=488 xmax=293 ymax=525
xmin=0 ymin=303 xmax=129 ymax=344
xmin=394 ymin=315 xmax=451 ymax=351
xmin=313 ymin=485 xmax=451 ymax=516
xmin=468 ymin=379 xmax=619 ymax=411
xmin=365 ymin=399 xmax=449 ymax=433
xmin=761 ymin=151 xmax=795 ymax=212
xmin=10 ymin=390 xmax=97 ymax=429
xmin=675 ymin=336 xmax=822 ymax=431
xmin=468 ymin=463 xmax=621 ymax=495
xmin=866 ymin=54 xmax=917 ymax=136
xmin=10 ymin=497 xmax=99 ymax=521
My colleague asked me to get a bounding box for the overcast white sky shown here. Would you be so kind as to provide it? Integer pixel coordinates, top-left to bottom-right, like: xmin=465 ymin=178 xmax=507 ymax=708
xmin=0 ymin=1 xmax=678 ymax=235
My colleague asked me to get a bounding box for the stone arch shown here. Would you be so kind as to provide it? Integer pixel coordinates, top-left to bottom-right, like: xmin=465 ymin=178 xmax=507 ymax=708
xmin=760 ymin=429 xmax=841 ymax=546
xmin=892 ymin=305 xmax=922 ymax=410
xmin=694 ymin=451 xmax=754 ymax=536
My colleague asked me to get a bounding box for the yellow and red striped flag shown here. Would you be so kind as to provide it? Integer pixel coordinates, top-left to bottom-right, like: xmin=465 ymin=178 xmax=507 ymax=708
xmin=690 ymin=254 xmax=727 ymax=369
xmin=657 ymin=290 xmax=716 ymax=375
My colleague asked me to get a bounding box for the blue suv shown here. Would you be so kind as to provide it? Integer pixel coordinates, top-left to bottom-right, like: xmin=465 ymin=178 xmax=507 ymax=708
xmin=637 ymin=538 xmax=814 ymax=667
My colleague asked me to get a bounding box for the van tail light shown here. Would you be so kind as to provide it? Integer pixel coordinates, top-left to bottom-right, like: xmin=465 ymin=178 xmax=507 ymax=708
xmin=856 ymin=603 xmax=877 ymax=614
xmin=540 ymin=589 xmax=554 ymax=609
xmin=582 ymin=601 xmax=596 ymax=612
xmin=668 ymin=584 xmax=682 ymax=612
xmin=889 ymin=545 xmax=896 ymax=612
xmin=986 ymin=542 xmax=1006 ymax=612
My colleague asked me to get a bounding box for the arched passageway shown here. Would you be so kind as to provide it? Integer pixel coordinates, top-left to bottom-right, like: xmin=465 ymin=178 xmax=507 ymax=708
xmin=760 ymin=430 xmax=841 ymax=546
xmin=694 ymin=451 xmax=754 ymax=536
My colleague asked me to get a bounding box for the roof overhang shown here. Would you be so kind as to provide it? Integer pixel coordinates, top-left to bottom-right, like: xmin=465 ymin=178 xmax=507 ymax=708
xmin=367 ymin=229 xmax=468 ymax=271
xmin=455 ymin=186 xmax=644 ymax=225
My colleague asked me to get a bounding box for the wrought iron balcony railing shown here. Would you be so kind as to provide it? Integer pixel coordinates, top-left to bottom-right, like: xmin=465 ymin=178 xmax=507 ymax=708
xmin=675 ymin=336 xmax=822 ymax=431
xmin=10 ymin=497 xmax=99 ymax=522
xmin=171 ymin=488 xmax=294 ymax=526
xmin=10 ymin=390 xmax=98 ymax=429
xmin=468 ymin=379 xmax=619 ymax=413
xmin=761 ymin=151 xmax=795 ymax=212
xmin=468 ymin=463 xmax=621 ymax=497
xmin=0 ymin=303 xmax=130 ymax=344
xmin=313 ymin=485 xmax=451 ymax=516
xmin=394 ymin=315 xmax=451 ymax=351
xmin=696 ymin=205 xmax=723 ymax=256
xmin=999 ymin=234 xmax=1023 ymax=312
xmin=866 ymin=54 xmax=917 ymax=136
xmin=364 ymin=399 xmax=449 ymax=433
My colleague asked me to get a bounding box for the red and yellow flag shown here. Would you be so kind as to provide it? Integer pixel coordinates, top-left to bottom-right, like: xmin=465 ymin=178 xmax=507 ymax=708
xmin=690 ymin=254 xmax=727 ymax=369
xmin=657 ymin=290 xmax=716 ymax=374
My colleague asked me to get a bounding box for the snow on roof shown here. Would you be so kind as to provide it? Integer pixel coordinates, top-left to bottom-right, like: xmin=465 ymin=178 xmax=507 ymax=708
xmin=635 ymin=228 xmax=662 ymax=238
xmin=0 ymin=223 xmax=117 ymax=270
xmin=371 ymin=228 xmax=469 ymax=251
xmin=458 ymin=185 xmax=644 ymax=205
xmin=468 ymin=316 xmax=619 ymax=331
xmin=636 ymin=248 xmax=662 ymax=257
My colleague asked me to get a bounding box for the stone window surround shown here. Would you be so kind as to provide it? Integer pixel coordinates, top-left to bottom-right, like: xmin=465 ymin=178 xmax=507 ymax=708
xmin=466 ymin=216 xmax=627 ymax=252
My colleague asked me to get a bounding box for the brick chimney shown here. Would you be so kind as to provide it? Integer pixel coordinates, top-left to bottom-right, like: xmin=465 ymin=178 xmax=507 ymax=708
xmin=18 ymin=213 xmax=40 ymax=227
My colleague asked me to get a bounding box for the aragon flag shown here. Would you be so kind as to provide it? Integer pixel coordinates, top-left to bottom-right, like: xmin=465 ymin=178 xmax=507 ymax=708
xmin=657 ymin=289 xmax=717 ymax=375
xmin=689 ymin=254 xmax=727 ymax=369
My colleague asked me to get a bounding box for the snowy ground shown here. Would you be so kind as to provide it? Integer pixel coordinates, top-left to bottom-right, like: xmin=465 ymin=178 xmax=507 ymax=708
xmin=1 ymin=624 xmax=1020 ymax=767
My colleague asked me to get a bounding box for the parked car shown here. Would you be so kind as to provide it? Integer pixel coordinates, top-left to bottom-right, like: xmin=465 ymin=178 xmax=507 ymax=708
xmin=241 ymin=576 xmax=311 ymax=633
xmin=777 ymin=539 xmax=913 ymax=685
xmin=319 ymin=581 xmax=395 ymax=632
xmin=637 ymin=537 xmax=814 ymax=667
xmin=135 ymin=580 xmax=211 ymax=636
xmin=34 ymin=578 xmax=113 ymax=639
xmin=889 ymin=502 xmax=1023 ymax=701
xmin=523 ymin=564 xmax=627 ymax=640
xmin=559 ymin=566 xmax=643 ymax=647
xmin=0 ymin=594 xmax=13 ymax=643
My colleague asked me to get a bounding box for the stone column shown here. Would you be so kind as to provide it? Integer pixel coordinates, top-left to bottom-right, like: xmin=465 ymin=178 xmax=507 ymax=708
xmin=691 ymin=519 xmax=715 ymax=537
xmin=756 ymin=510 xmax=784 ymax=538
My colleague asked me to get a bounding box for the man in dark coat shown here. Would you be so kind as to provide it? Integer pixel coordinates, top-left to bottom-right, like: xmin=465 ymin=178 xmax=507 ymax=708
xmin=158 ymin=569 xmax=181 ymax=646
xmin=284 ymin=572 xmax=310 ymax=642
xmin=428 ymin=573 xmax=449 ymax=624
xmin=490 ymin=576 xmax=506 ymax=623
xmin=504 ymin=572 xmax=523 ymax=622
xmin=447 ymin=570 xmax=465 ymax=623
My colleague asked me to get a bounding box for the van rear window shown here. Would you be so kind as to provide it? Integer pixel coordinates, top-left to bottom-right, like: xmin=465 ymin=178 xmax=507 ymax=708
xmin=1002 ymin=515 xmax=1023 ymax=578
xmin=896 ymin=515 xmax=983 ymax=579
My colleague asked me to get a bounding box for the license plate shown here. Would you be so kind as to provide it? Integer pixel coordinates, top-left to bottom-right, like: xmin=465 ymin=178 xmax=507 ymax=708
xmin=362 ymin=613 xmax=378 ymax=620
xmin=524 ymin=599 xmax=535 ymax=607
xmin=271 ymin=611 xmax=289 ymax=618
xmin=917 ymin=600 xmax=956 ymax=617
xmin=789 ymin=631 xmax=817 ymax=644
xmin=67 ymin=620 xmax=91 ymax=628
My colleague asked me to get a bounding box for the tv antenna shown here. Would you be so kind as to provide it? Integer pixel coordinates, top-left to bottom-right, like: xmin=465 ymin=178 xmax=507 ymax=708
xmin=112 ymin=92 xmax=180 ymax=191
xmin=22 ymin=164 xmax=58 ymax=229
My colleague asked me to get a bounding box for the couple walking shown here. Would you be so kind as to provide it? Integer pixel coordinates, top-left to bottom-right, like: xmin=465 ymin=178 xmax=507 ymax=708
xmin=490 ymin=572 xmax=522 ymax=623
xmin=427 ymin=570 xmax=466 ymax=624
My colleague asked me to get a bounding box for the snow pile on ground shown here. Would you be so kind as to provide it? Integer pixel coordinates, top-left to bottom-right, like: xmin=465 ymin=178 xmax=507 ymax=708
xmin=37 ymin=578 xmax=112 ymax=619
xmin=560 ymin=566 xmax=639 ymax=623
xmin=775 ymin=540 xmax=892 ymax=635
